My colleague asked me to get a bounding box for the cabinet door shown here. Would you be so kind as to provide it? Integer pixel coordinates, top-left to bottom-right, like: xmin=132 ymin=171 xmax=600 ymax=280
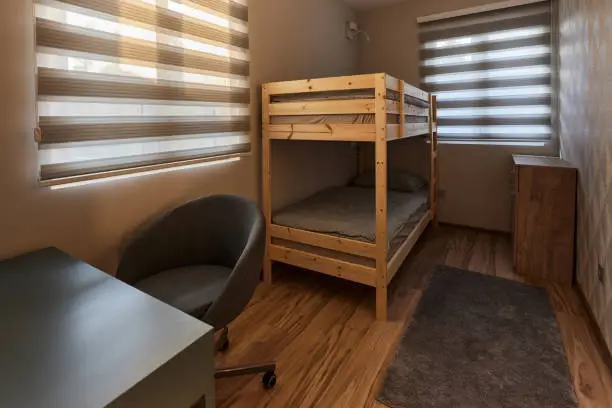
xmin=515 ymin=166 xmax=576 ymax=284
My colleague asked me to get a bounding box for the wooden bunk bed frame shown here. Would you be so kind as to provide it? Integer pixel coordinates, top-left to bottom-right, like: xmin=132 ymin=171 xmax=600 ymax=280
xmin=261 ymin=73 xmax=438 ymax=320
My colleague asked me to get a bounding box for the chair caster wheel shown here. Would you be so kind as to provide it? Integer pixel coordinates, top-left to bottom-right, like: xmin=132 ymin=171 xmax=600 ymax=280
xmin=217 ymin=328 xmax=230 ymax=352
xmin=219 ymin=338 xmax=229 ymax=352
xmin=262 ymin=371 xmax=277 ymax=389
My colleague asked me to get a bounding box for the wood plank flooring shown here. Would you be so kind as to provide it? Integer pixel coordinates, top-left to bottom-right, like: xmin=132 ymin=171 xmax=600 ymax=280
xmin=215 ymin=226 xmax=612 ymax=408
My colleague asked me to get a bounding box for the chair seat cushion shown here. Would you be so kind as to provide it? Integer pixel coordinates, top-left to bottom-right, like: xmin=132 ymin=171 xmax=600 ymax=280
xmin=134 ymin=265 xmax=231 ymax=317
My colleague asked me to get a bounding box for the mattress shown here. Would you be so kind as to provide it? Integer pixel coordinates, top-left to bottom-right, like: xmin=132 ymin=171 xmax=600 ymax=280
xmin=272 ymin=186 xmax=429 ymax=245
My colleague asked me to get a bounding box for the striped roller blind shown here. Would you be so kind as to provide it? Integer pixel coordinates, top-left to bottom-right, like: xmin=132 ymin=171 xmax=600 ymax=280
xmin=34 ymin=0 xmax=250 ymax=185
xmin=419 ymin=0 xmax=552 ymax=142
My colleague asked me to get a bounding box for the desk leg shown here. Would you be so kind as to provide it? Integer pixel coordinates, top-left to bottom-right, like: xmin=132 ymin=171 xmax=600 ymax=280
xmin=198 ymin=330 xmax=216 ymax=408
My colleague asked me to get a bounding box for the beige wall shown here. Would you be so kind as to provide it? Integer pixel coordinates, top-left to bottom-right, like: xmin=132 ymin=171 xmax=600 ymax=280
xmin=0 ymin=0 xmax=358 ymax=272
xmin=558 ymin=0 xmax=612 ymax=352
xmin=250 ymin=0 xmax=359 ymax=210
xmin=357 ymin=0 xmax=557 ymax=232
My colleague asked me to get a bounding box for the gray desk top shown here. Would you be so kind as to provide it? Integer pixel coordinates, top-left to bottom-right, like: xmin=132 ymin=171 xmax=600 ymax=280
xmin=0 ymin=248 xmax=213 ymax=408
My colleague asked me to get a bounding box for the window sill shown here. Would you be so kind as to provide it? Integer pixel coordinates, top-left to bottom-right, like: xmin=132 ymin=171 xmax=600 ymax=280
xmin=41 ymin=152 xmax=249 ymax=190
xmin=436 ymin=140 xmax=551 ymax=147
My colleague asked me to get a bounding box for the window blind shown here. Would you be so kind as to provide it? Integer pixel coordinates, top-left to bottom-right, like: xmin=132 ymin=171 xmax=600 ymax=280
xmin=34 ymin=0 xmax=250 ymax=185
xmin=419 ymin=1 xmax=552 ymax=142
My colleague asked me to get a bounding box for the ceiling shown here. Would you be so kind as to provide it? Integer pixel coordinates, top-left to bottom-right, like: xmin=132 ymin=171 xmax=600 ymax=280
xmin=343 ymin=0 xmax=408 ymax=11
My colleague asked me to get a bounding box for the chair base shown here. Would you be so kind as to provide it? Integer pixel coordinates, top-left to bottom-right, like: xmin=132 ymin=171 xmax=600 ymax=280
xmin=214 ymin=327 xmax=277 ymax=389
xmin=216 ymin=327 xmax=230 ymax=352
xmin=215 ymin=362 xmax=276 ymax=379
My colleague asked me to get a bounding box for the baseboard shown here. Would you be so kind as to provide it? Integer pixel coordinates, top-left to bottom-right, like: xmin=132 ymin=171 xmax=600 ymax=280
xmin=575 ymin=282 xmax=612 ymax=372
xmin=439 ymin=221 xmax=510 ymax=235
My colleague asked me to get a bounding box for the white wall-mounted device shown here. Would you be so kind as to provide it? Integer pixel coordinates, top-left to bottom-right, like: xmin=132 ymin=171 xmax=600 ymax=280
xmin=346 ymin=21 xmax=371 ymax=42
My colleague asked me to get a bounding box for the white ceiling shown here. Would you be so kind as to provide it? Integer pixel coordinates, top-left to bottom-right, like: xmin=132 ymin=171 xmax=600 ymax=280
xmin=344 ymin=0 xmax=408 ymax=11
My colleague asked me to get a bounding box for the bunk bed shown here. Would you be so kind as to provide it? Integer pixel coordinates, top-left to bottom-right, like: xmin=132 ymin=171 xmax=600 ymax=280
xmin=261 ymin=73 xmax=438 ymax=320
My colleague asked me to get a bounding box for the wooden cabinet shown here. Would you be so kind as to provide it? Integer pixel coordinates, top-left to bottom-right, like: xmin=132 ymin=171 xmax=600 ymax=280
xmin=512 ymin=155 xmax=577 ymax=285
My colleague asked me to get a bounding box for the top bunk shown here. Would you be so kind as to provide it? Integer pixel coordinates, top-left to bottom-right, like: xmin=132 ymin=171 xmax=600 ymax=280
xmin=262 ymin=73 xmax=437 ymax=143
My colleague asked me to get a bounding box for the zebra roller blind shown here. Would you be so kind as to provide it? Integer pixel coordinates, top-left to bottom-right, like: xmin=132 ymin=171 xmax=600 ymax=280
xmin=419 ymin=0 xmax=552 ymax=142
xmin=35 ymin=0 xmax=250 ymax=185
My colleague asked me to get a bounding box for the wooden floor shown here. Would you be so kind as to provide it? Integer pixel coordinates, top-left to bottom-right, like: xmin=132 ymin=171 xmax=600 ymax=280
xmin=216 ymin=226 xmax=612 ymax=408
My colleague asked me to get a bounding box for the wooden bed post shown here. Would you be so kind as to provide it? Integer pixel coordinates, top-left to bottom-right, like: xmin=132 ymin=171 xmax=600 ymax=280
xmin=399 ymin=80 xmax=405 ymax=138
xmin=262 ymin=84 xmax=273 ymax=283
xmin=429 ymin=94 xmax=439 ymax=228
xmin=374 ymin=74 xmax=388 ymax=321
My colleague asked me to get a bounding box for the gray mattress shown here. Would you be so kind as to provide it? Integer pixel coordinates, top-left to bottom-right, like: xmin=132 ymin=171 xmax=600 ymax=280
xmin=272 ymin=186 xmax=429 ymax=244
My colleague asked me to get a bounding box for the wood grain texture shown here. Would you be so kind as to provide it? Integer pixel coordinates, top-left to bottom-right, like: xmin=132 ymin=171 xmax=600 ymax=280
xmin=261 ymin=85 xmax=272 ymax=283
xmin=514 ymin=156 xmax=577 ymax=284
xmin=374 ymin=73 xmax=388 ymax=321
xmin=398 ymin=79 xmax=405 ymax=139
xmin=429 ymin=94 xmax=439 ymax=227
xmin=268 ymin=244 xmax=377 ymax=287
xmin=265 ymin=74 xmax=377 ymax=95
xmin=269 ymin=99 xmax=375 ymax=116
xmin=215 ymin=226 xmax=612 ymax=408
xmin=385 ymin=123 xmax=430 ymax=140
xmin=403 ymin=81 xmax=430 ymax=102
xmin=270 ymin=225 xmax=378 ymax=259
xmin=386 ymin=210 xmax=431 ymax=283
xmin=385 ymin=100 xmax=429 ymax=116
xmin=513 ymin=155 xmax=576 ymax=168
xmin=267 ymin=124 xmax=376 ymax=142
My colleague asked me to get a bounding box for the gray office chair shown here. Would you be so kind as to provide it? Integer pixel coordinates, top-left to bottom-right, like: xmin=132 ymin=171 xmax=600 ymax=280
xmin=116 ymin=195 xmax=277 ymax=389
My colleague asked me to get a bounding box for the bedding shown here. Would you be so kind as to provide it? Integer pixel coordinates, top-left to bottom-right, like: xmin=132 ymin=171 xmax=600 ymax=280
xmin=352 ymin=170 xmax=427 ymax=192
xmin=272 ymin=186 xmax=428 ymax=244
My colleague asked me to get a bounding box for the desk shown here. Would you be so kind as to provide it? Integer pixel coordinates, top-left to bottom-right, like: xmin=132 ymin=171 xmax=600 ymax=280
xmin=0 ymin=248 xmax=215 ymax=408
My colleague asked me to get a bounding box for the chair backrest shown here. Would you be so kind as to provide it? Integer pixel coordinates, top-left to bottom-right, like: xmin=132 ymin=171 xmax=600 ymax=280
xmin=117 ymin=195 xmax=266 ymax=328
xmin=200 ymin=195 xmax=265 ymax=328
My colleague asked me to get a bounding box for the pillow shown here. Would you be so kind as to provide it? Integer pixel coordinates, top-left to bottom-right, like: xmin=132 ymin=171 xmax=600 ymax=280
xmin=352 ymin=169 xmax=426 ymax=192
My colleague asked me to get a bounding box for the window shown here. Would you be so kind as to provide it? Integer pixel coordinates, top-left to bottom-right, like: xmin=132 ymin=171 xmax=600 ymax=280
xmin=418 ymin=0 xmax=552 ymax=143
xmin=34 ymin=0 xmax=250 ymax=186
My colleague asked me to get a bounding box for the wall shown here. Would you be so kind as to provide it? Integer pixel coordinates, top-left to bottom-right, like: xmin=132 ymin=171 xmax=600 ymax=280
xmin=0 ymin=0 xmax=358 ymax=272
xmin=558 ymin=0 xmax=612 ymax=352
xmin=357 ymin=0 xmax=557 ymax=232
xmin=250 ymin=0 xmax=359 ymax=210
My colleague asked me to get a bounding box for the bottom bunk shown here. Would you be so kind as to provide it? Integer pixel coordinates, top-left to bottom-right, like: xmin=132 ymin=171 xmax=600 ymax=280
xmin=268 ymin=186 xmax=432 ymax=288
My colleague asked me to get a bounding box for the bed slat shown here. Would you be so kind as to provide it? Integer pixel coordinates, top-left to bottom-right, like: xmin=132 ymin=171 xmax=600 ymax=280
xmin=269 ymin=244 xmax=377 ymax=286
xmin=269 ymin=99 xmax=375 ymax=116
xmin=386 ymin=100 xmax=401 ymax=114
xmin=270 ymin=224 xmax=378 ymax=259
xmin=268 ymin=124 xmax=376 ymax=142
xmin=405 ymin=105 xmax=430 ymax=116
xmin=265 ymin=74 xmax=376 ymax=95
xmin=385 ymin=74 xmax=401 ymax=92
xmin=404 ymin=82 xmax=430 ymax=102
xmin=386 ymin=101 xmax=429 ymax=116
xmin=387 ymin=210 xmax=432 ymax=283
xmin=387 ymin=123 xmax=431 ymax=140
xmin=386 ymin=75 xmax=429 ymax=102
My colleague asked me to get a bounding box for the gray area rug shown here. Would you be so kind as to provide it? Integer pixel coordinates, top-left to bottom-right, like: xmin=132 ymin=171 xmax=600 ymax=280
xmin=378 ymin=266 xmax=577 ymax=408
